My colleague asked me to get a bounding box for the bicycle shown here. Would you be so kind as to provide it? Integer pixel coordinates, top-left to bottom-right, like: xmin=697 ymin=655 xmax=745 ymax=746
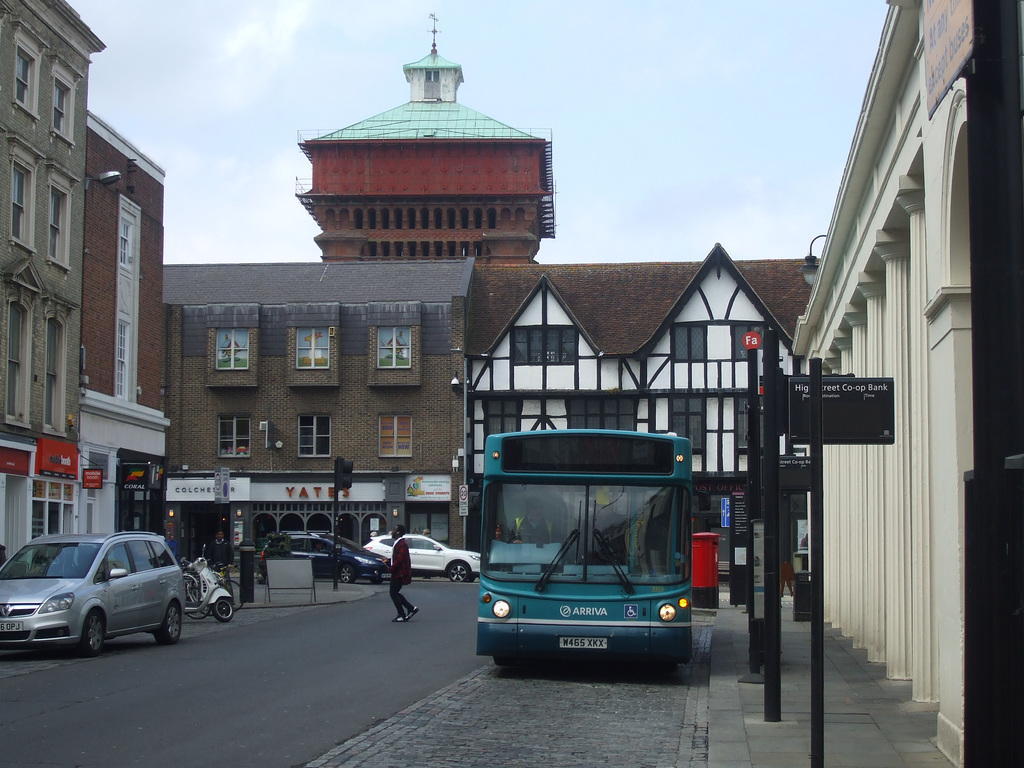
xmin=216 ymin=564 xmax=241 ymax=607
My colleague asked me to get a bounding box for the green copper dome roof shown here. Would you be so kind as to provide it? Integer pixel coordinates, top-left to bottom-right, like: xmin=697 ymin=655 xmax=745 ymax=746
xmin=314 ymin=101 xmax=537 ymax=141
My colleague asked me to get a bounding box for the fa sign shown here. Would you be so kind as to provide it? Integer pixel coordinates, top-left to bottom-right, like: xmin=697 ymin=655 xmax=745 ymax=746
xmin=743 ymin=331 xmax=762 ymax=350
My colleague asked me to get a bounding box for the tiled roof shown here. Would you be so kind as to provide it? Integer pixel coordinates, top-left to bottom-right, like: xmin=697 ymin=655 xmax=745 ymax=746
xmin=313 ymin=101 xmax=537 ymax=141
xmin=163 ymin=260 xmax=472 ymax=306
xmin=467 ymin=250 xmax=811 ymax=356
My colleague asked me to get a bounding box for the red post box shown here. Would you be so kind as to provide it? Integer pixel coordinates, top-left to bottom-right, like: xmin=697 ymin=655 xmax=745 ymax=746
xmin=692 ymin=532 xmax=721 ymax=608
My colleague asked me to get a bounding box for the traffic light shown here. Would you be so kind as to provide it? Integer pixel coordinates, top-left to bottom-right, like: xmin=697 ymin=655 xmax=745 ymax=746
xmin=334 ymin=456 xmax=354 ymax=490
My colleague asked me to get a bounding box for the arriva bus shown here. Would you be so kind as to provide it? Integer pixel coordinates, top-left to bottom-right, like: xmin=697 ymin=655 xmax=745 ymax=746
xmin=476 ymin=430 xmax=693 ymax=667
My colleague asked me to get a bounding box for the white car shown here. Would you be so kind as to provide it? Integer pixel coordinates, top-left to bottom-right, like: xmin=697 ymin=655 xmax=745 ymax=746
xmin=364 ymin=534 xmax=479 ymax=582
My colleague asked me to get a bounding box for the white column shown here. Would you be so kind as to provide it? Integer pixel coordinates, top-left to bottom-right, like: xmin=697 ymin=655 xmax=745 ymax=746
xmin=859 ymin=272 xmax=887 ymax=663
xmin=847 ymin=311 xmax=868 ymax=644
xmin=897 ymin=187 xmax=935 ymax=701
xmin=877 ymin=237 xmax=912 ymax=680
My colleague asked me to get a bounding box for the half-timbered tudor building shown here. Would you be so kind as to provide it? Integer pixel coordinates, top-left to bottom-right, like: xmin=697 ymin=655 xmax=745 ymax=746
xmin=463 ymin=246 xmax=812 ymax=554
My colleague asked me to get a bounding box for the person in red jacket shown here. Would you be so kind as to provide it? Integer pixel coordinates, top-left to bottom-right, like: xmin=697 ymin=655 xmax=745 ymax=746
xmin=389 ymin=525 xmax=418 ymax=622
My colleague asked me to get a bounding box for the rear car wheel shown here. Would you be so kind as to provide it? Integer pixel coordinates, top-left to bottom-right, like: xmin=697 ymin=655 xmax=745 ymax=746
xmin=339 ymin=563 xmax=355 ymax=583
xmin=78 ymin=610 xmax=105 ymax=657
xmin=153 ymin=602 xmax=182 ymax=645
xmin=446 ymin=561 xmax=471 ymax=582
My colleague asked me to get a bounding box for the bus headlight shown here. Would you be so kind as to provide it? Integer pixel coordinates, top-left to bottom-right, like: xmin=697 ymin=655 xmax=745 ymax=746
xmin=658 ymin=603 xmax=677 ymax=622
xmin=492 ymin=600 xmax=511 ymax=618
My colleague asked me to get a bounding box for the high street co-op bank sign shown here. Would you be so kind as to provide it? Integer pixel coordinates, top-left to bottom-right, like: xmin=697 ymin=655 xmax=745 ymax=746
xmin=788 ymin=377 xmax=895 ymax=445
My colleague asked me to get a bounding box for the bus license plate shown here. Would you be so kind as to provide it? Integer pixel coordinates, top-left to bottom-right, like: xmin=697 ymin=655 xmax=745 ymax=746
xmin=559 ymin=636 xmax=608 ymax=649
xmin=0 ymin=621 xmax=23 ymax=632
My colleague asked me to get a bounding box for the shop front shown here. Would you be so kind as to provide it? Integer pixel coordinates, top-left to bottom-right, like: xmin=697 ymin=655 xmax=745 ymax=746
xmin=33 ymin=437 xmax=79 ymax=538
xmin=165 ymin=475 xmax=252 ymax=562
xmin=404 ymin=473 xmax=452 ymax=542
xmin=118 ymin=456 xmax=165 ymax=535
xmin=0 ymin=435 xmax=33 ymax=548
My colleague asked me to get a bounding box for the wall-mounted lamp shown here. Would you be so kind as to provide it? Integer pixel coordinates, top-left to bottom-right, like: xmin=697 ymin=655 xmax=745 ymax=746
xmin=236 ymin=509 xmax=242 ymax=517
xmin=392 ymin=508 xmax=399 ymax=517
xmin=84 ymin=170 xmax=121 ymax=190
xmin=801 ymin=234 xmax=826 ymax=285
xmin=452 ymin=455 xmax=460 ymax=470
xmin=274 ymin=440 xmax=283 ymax=450
xmin=451 ymin=375 xmax=463 ymax=395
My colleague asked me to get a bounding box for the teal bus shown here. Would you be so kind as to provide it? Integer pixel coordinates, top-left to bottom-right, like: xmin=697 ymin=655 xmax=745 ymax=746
xmin=476 ymin=430 xmax=694 ymax=667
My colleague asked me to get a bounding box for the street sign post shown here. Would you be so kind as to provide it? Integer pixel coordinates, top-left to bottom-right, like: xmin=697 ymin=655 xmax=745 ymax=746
xmin=788 ymin=376 xmax=895 ymax=444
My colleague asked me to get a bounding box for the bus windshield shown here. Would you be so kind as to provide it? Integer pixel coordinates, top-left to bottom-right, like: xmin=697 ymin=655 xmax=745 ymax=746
xmin=482 ymin=482 xmax=689 ymax=585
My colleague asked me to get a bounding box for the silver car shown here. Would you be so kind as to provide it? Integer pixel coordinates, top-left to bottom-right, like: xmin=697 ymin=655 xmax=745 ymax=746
xmin=0 ymin=532 xmax=185 ymax=656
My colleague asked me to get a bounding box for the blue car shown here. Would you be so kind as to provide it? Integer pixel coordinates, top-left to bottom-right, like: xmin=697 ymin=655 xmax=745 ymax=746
xmin=262 ymin=532 xmax=390 ymax=583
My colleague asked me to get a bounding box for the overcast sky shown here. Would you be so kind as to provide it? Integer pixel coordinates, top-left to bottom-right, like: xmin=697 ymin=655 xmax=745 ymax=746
xmin=71 ymin=1 xmax=890 ymax=266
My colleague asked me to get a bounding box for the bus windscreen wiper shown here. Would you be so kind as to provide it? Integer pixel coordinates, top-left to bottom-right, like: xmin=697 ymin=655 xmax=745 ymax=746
xmin=535 ymin=528 xmax=580 ymax=593
xmin=593 ymin=528 xmax=635 ymax=594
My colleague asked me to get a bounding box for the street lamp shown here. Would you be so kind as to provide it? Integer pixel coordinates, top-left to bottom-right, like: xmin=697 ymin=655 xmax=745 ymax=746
xmin=84 ymin=171 xmax=122 ymax=190
xmin=801 ymin=234 xmax=826 ymax=285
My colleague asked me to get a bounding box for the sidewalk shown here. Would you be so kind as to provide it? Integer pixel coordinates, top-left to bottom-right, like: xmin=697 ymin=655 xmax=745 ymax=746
xmin=236 ymin=579 xmax=381 ymax=608
xmin=709 ymin=589 xmax=954 ymax=767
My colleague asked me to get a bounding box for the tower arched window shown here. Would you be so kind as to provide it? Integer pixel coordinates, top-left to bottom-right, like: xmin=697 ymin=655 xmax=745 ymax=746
xmin=460 ymin=208 xmax=469 ymax=228
xmin=368 ymin=208 xmax=377 ymax=229
xmin=474 ymin=209 xmax=483 ymax=228
xmin=395 ymin=208 xmax=403 ymax=229
xmin=422 ymin=208 xmax=430 ymax=229
xmin=447 ymin=208 xmax=456 ymax=229
xmin=433 ymin=209 xmax=443 ymax=229
xmin=381 ymin=209 xmax=390 ymax=229
xmin=354 ymin=209 xmax=364 ymax=229
xmin=487 ymin=208 xmax=497 ymax=228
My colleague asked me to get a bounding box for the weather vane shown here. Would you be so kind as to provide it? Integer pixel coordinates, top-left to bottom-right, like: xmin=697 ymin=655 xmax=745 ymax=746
xmin=429 ymin=13 xmax=440 ymax=53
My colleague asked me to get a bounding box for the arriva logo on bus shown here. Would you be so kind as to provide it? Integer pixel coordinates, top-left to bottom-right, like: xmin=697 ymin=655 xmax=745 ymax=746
xmin=560 ymin=605 xmax=608 ymax=617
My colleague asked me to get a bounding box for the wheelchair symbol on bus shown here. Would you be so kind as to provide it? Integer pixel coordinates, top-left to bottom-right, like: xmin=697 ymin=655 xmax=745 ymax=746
xmin=624 ymin=603 xmax=639 ymax=619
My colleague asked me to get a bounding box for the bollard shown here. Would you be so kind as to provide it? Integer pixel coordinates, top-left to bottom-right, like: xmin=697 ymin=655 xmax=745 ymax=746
xmin=239 ymin=539 xmax=255 ymax=605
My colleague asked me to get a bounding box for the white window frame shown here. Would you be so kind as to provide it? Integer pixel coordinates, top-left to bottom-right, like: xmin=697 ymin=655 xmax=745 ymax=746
xmin=14 ymin=48 xmax=36 ymax=113
xmin=115 ymin=320 xmax=130 ymax=399
xmin=44 ymin=316 xmax=64 ymax=431
xmin=6 ymin=302 xmax=29 ymax=424
xmin=377 ymin=326 xmax=411 ymax=368
xmin=216 ymin=329 xmax=250 ymax=370
xmin=298 ymin=415 xmax=331 ymax=457
xmin=10 ymin=153 xmax=34 ymax=247
xmin=48 ymin=177 xmax=71 ymax=265
xmin=51 ymin=62 xmax=76 ymax=140
xmin=296 ymin=327 xmax=330 ymax=369
xmin=119 ymin=217 xmax=135 ymax=269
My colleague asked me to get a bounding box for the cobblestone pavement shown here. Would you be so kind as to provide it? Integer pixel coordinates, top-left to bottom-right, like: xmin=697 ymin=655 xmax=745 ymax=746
xmin=308 ymin=610 xmax=714 ymax=768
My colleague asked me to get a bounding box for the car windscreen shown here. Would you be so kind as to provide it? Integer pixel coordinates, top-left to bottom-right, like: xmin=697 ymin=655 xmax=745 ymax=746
xmin=0 ymin=542 xmax=102 ymax=580
xmin=336 ymin=537 xmax=365 ymax=552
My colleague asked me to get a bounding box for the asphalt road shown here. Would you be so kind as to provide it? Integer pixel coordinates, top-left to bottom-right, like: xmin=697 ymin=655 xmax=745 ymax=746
xmin=0 ymin=580 xmax=483 ymax=767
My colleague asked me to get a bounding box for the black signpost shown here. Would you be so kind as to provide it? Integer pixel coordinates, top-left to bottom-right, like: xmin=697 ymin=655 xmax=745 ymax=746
xmin=790 ymin=369 xmax=894 ymax=768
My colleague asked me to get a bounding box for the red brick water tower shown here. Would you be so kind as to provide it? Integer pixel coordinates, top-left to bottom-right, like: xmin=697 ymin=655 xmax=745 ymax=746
xmin=298 ymin=45 xmax=554 ymax=264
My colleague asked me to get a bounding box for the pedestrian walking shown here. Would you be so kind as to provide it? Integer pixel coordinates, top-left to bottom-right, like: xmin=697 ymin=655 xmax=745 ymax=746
xmin=389 ymin=525 xmax=418 ymax=622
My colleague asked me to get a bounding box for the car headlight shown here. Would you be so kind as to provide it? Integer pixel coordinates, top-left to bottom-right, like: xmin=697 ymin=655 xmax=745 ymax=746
xmin=658 ymin=603 xmax=677 ymax=622
xmin=470 ymin=554 xmax=480 ymax=561
xmin=40 ymin=592 xmax=75 ymax=614
xmin=354 ymin=556 xmax=378 ymax=565
xmin=492 ymin=599 xmax=511 ymax=619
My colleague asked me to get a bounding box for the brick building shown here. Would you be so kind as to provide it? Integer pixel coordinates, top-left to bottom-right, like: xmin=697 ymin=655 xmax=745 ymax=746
xmin=0 ymin=1 xmax=102 ymax=550
xmin=79 ymin=113 xmax=167 ymax=536
xmin=162 ymin=261 xmax=470 ymax=558
xmin=297 ymin=44 xmax=554 ymax=264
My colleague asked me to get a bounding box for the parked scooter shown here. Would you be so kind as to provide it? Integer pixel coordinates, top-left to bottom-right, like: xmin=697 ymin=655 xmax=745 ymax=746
xmin=180 ymin=557 xmax=234 ymax=622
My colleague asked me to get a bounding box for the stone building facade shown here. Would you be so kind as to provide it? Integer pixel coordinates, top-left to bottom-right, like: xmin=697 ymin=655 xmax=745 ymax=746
xmin=0 ymin=0 xmax=102 ymax=549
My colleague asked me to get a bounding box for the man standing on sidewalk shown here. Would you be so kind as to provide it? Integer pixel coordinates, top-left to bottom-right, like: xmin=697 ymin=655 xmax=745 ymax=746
xmin=389 ymin=525 xmax=418 ymax=622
